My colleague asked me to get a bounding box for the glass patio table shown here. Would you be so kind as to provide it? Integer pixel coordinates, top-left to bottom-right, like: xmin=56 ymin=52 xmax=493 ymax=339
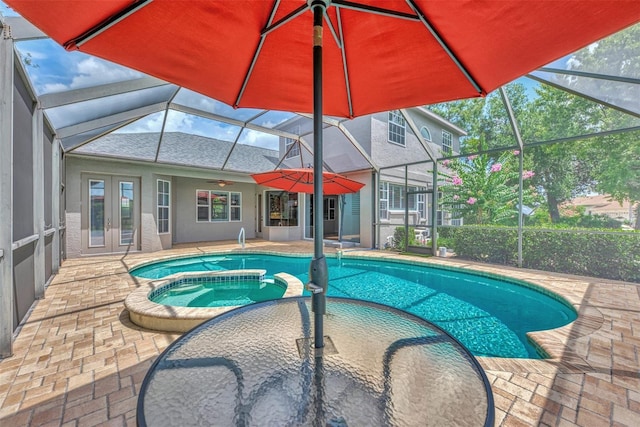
xmin=137 ymin=297 xmax=494 ymax=426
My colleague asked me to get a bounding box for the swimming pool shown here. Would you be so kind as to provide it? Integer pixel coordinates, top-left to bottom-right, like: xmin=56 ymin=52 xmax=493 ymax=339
xmin=131 ymin=253 xmax=577 ymax=359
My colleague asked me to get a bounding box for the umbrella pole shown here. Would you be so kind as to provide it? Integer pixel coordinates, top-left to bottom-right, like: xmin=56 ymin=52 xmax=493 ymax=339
xmin=307 ymin=0 xmax=329 ymax=350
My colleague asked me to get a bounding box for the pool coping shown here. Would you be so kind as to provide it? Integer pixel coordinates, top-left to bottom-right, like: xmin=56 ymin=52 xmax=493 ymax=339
xmin=125 ymin=269 xmax=305 ymax=332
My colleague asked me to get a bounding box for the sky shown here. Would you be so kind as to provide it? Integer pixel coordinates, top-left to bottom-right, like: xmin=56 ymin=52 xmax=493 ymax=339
xmin=12 ymin=37 xmax=287 ymax=150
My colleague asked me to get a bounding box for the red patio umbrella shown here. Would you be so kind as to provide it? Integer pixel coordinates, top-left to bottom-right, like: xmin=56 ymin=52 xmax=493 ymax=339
xmin=6 ymin=1 xmax=639 ymax=117
xmin=8 ymin=0 xmax=640 ymax=350
xmin=251 ymin=168 xmax=364 ymax=195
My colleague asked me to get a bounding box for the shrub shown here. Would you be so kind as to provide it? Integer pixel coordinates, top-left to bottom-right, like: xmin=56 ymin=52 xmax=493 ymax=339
xmin=392 ymin=226 xmax=417 ymax=251
xmin=437 ymin=226 xmax=640 ymax=282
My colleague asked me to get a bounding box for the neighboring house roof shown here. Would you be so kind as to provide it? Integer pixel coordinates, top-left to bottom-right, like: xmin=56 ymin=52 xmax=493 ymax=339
xmin=564 ymin=194 xmax=636 ymax=221
xmin=72 ymin=132 xmax=280 ymax=173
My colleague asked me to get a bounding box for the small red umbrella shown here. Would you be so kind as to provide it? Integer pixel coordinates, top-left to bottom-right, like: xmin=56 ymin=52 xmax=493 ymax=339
xmin=251 ymin=168 xmax=364 ymax=195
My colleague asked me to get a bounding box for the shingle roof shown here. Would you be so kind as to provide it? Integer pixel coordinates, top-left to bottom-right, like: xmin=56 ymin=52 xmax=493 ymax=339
xmin=73 ymin=132 xmax=280 ymax=173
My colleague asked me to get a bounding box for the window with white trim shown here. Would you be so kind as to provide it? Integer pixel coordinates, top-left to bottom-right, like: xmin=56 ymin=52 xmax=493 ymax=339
xmin=230 ymin=193 xmax=241 ymax=221
xmin=388 ymin=110 xmax=406 ymax=146
xmin=451 ymin=204 xmax=464 ymax=226
xmin=442 ymin=130 xmax=453 ymax=154
xmin=196 ymin=190 xmax=242 ymax=222
xmin=389 ymin=184 xmax=405 ymax=210
xmin=157 ymin=179 xmax=170 ymax=234
xmin=437 ymin=191 xmax=445 ymax=225
xmin=417 ymin=192 xmax=426 ymax=221
xmin=284 ymin=137 xmax=300 ymax=158
xmin=380 ymin=182 xmax=428 ymax=218
xmin=379 ymin=182 xmax=389 ymax=220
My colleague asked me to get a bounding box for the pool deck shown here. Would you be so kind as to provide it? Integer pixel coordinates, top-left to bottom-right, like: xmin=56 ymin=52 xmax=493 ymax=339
xmin=0 ymin=239 xmax=639 ymax=426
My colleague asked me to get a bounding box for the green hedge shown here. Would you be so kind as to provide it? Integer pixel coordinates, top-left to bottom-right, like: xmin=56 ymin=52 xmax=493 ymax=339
xmin=438 ymin=226 xmax=640 ymax=283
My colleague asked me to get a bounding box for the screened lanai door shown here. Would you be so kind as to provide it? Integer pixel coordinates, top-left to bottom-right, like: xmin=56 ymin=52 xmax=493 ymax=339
xmin=82 ymin=174 xmax=140 ymax=254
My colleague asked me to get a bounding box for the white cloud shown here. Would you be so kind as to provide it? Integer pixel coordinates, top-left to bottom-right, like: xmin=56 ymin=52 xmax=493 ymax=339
xmin=115 ymin=112 xmax=165 ymax=133
xmin=41 ymin=82 xmax=70 ymax=93
xmin=115 ymin=110 xmax=279 ymax=150
xmin=64 ymin=57 xmax=143 ymax=89
xmin=239 ymin=129 xmax=279 ymax=150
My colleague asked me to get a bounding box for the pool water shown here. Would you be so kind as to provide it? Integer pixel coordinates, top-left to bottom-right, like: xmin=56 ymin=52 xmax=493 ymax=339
xmin=151 ymin=279 xmax=285 ymax=308
xmin=131 ymin=254 xmax=577 ymax=359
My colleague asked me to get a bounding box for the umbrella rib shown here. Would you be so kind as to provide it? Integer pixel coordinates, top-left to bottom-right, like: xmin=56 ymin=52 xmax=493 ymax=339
xmin=405 ymin=0 xmax=483 ymax=95
xmin=332 ymin=0 xmax=420 ymax=21
xmin=336 ymin=9 xmax=354 ymax=118
xmin=234 ymin=0 xmax=283 ymax=108
xmin=261 ymin=4 xmax=309 ymax=36
xmin=323 ymin=11 xmax=342 ymax=49
xmin=64 ymin=0 xmax=153 ymax=49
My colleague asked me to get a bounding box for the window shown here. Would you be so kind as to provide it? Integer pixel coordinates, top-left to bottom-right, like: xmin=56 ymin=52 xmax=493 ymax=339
xmin=436 ymin=191 xmax=447 ymax=225
xmin=230 ymin=193 xmax=241 ymax=221
xmin=210 ymin=191 xmax=228 ymax=221
xmin=388 ymin=110 xmax=406 ymax=146
xmin=197 ymin=190 xmax=209 ymax=222
xmin=89 ymin=179 xmax=105 ymax=247
xmin=284 ymin=137 xmax=300 ymax=158
xmin=381 ymin=182 xmax=428 ymax=216
xmin=417 ymin=192 xmax=426 ymax=221
xmin=420 ymin=126 xmax=432 ymax=141
xmin=389 ymin=184 xmax=405 ymax=210
xmin=196 ymin=190 xmax=242 ymax=222
xmin=451 ymin=204 xmax=464 ymax=226
xmin=157 ymin=179 xmax=170 ymax=234
xmin=266 ymin=191 xmax=298 ymax=226
xmin=442 ymin=130 xmax=453 ymax=154
xmin=324 ymin=198 xmax=336 ymax=220
xmin=379 ymin=182 xmax=389 ymax=220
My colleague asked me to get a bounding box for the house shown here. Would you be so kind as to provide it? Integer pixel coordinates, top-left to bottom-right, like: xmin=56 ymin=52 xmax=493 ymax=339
xmin=63 ymin=108 xmax=465 ymax=257
xmin=564 ymin=194 xmax=637 ymax=225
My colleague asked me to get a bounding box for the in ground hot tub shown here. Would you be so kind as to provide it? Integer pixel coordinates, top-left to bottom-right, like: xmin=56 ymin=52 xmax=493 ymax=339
xmin=125 ymin=269 xmax=303 ymax=332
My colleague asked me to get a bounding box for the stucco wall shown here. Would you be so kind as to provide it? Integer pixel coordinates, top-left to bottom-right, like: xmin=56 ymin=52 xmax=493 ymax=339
xmin=65 ymin=154 xmax=376 ymax=256
xmin=174 ymin=177 xmax=257 ymax=243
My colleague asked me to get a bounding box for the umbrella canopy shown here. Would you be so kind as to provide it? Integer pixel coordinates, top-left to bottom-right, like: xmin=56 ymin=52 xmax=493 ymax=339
xmin=251 ymin=168 xmax=364 ymax=195
xmin=6 ymin=1 xmax=640 ymax=117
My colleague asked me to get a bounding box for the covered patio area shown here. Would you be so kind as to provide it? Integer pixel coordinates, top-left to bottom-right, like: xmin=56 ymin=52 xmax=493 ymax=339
xmin=0 ymin=241 xmax=638 ymax=426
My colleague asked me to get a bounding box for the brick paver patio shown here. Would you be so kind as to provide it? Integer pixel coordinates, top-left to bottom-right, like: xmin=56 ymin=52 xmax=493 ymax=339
xmin=0 ymin=240 xmax=638 ymax=426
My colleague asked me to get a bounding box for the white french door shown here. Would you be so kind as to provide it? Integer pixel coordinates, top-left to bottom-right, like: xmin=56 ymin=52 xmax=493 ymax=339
xmin=83 ymin=174 xmax=140 ymax=254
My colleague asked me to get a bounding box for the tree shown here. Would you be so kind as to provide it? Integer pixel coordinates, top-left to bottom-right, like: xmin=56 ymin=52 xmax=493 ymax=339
xmin=429 ymin=84 xmax=529 ymax=153
xmin=438 ymin=151 xmax=541 ymax=225
xmin=566 ymin=23 xmax=640 ymax=229
xmin=594 ymin=131 xmax=640 ymax=228
xmin=522 ymin=85 xmax=605 ymax=222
